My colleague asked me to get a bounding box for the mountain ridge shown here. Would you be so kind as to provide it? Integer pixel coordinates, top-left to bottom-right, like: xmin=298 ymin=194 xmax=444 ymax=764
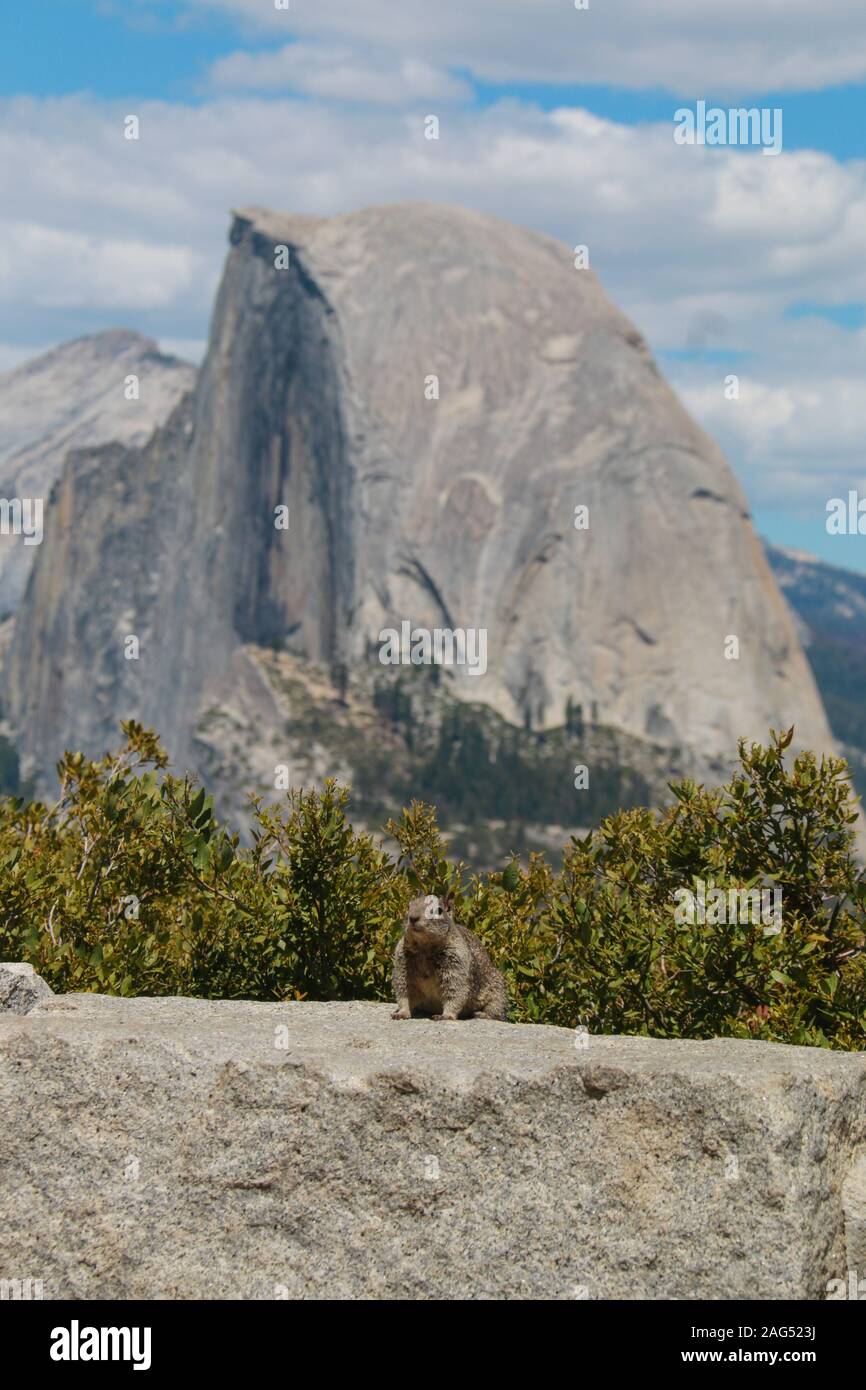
xmin=0 ymin=202 xmax=836 ymax=823
xmin=0 ymin=329 xmax=194 ymax=617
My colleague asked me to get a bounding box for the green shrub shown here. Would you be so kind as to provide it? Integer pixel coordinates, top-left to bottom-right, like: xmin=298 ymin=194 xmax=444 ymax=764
xmin=1 ymin=723 xmax=864 ymax=1049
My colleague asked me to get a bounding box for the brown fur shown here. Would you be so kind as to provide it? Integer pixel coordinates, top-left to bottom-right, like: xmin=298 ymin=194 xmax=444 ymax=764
xmin=391 ymin=894 xmax=509 ymax=1021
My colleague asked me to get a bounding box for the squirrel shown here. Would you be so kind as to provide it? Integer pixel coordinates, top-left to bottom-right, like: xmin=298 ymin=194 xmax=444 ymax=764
xmin=391 ymin=894 xmax=509 ymax=1021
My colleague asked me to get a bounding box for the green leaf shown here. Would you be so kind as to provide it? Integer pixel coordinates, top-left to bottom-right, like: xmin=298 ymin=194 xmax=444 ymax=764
xmin=501 ymin=860 xmax=520 ymax=893
xmin=192 ymin=836 xmax=212 ymax=871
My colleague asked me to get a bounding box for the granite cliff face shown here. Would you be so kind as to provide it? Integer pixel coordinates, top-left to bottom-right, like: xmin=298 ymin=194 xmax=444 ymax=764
xmin=0 ymin=330 xmax=194 ymax=617
xmin=2 ymin=203 xmax=833 ymax=785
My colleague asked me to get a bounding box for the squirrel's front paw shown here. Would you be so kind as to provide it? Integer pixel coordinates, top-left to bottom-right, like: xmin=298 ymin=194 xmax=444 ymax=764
xmin=391 ymin=1007 xmax=411 ymax=1020
xmin=431 ymin=1012 xmax=458 ymax=1022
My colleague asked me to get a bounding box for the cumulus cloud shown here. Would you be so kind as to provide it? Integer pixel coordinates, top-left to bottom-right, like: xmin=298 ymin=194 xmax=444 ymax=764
xmin=156 ymin=337 xmax=207 ymax=365
xmin=0 ymin=220 xmax=198 ymax=310
xmin=2 ymin=87 xmax=865 ymax=519
xmin=676 ymin=336 xmax=866 ymax=512
xmin=210 ymin=43 xmax=472 ymax=104
xmin=156 ymin=0 xmax=866 ymax=96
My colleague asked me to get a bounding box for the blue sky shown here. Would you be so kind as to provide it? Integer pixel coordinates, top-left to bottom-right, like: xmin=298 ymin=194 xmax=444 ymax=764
xmin=3 ymin=0 xmax=866 ymax=568
xmin=0 ymin=3 xmax=238 ymax=101
xmin=5 ymin=5 xmax=865 ymax=156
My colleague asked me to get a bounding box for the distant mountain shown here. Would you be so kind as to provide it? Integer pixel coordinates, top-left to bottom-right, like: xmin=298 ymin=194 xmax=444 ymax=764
xmin=0 ymin=330 xmax=194 ymax=617
xmin=765 ymin=543 xmax=866 ymax=791
xmin=0 ymin=202 xmax=833 ymax=806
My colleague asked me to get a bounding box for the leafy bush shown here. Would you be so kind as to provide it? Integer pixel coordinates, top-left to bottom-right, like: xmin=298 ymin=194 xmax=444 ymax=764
xmin=1 ymin=723 xmax=864 ymax=1049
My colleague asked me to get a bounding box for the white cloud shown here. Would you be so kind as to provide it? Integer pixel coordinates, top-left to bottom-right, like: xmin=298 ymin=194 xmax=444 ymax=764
xmin=158 ymin=0 xmax=866 ymax=96
xmin=210 ymin=43 xmax=472 ymax=104
xmin=672 ymin=318 xmax=866 ymax=511
xmin=0 ymin=220 xmax=198 ymax=310
xmin=2 ymin=88 xmax=866 ymax=521
xmin=159 ymin=337 xmax=207 ymax=364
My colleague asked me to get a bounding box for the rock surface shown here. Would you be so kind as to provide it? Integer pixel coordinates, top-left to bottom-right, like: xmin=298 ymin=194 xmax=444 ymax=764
xmin=1 ymin=987 xmax=864 ymax=1300
xmin=0 ymin=961 xmax=54 ymax=1014
xmin=0 ymin=330 xmax=195 ymax=616
xmin=3 ymin=203 xmax=832 ymax=784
